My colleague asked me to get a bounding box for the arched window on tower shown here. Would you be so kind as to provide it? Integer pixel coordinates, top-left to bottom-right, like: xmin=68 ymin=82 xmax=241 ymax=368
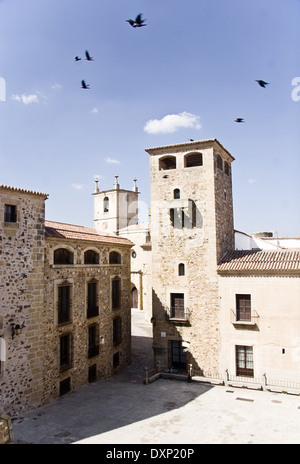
xmin=178 ymin=263 xmax=185 ymax=276
xmin=103 ymin=196 xmax=109 ymax=212
xmin=184 ymin=152 xmax=203 ymax=167
xmin=159 ymin=156 xmax=177 ymax=170
xmin=173 ymin=188 xmax=180 ymax=199
xmin=217 ymin=154 xmax=223 ymax=171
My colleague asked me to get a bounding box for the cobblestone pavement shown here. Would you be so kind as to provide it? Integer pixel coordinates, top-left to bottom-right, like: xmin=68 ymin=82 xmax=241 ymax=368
xmin=12 ymin=309 xmax=300 ymax=444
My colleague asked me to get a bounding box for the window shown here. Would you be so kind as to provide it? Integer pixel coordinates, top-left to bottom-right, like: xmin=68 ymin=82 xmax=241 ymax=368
xmin=54 ymin=248 xmax=73 ymax=265
xmin=224 ymin=161 xmax=230 ymax=175
xmin=159 ymin=156 xmax=176 ymax=171
xmin=88 ymin=364 xmax=97 ymax=383
xmin=88 ymin=324 xmax=99 ymax=358
xmin=109 ymin=251 xmax=121 ymax=264
xmin=217 ymin=154 xmax=223 ymax=171
xmin=60 ymin=334 xmax=71 ymax=371
xmin=103 ymin=196 xmax=109 ymax=213
xmin=171 ymin=293 xmax=185 ymax=319
xmin=236 ymin=294 xmax=251 ymax=322
xmin=170 ymin=340 xmax=187 ymax=369
xmin=84 ymin=250 xmax=99 ymax=265
xmin=58 ymin=284 xmax=72 ymax=324
xmin=112 ymin=276 xmax=121 ymax=310
xmin=178 ymin=263 xmax=185 ymax=276
xmin=87 ymin=280 xmax=99 ymax=318
xmin=4 ymin=204 xmax=17 ymax=222
xmin=113 ymin=317 xmax=122 ymax=346
xmin=173 ymin=188 xmax=180 ymax=199
xmin=236 ymin=345 xmax=254 ymax=377
xmin=59 ymin=377 xmax=71 ymax=396
xmin=184 ymin=152 xmax=203 ymax=167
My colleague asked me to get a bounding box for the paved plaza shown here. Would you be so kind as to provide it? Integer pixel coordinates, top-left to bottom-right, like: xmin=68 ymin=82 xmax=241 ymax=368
xmin=12 ymin=309 xmax=300 ymax=445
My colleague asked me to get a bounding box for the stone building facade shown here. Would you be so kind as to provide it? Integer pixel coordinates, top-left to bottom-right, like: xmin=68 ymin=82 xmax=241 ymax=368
xmin=145 ymin=139 xmax=235 ymax=375
xmin=0 ymin=186 xmax=133 ymax=417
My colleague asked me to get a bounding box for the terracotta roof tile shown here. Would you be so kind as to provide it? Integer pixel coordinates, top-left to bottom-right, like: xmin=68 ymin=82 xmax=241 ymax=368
xmin=218 ymin=250 xmax=300 ymax=273
xmin=45 ymin=220 xmax=133 ymax=246
xmin=0 ymin=184 xmax=48 ymax=198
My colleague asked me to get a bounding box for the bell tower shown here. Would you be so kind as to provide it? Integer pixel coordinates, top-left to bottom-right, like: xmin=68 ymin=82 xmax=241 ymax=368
xmin=93 ymin=176 xmax=139 ymax=234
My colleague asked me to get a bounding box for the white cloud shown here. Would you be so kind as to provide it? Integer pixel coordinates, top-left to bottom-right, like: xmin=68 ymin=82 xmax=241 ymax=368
xmin=144 ymin=111 xmax=202 ymax=134
xmin=71 ymin=183 xmax=85 ymax=190
xmin=91 ymin=107 xmax=99 ymax=114
xmin=12 ymin=93 xmax=39 ymax=105
xmin=51 ymin=83 xmax=63 ymax=90
xmin=105 ymin=157 xmax=120 ymax=164
xmin=248 ymin=178 xmax=257 ymax=184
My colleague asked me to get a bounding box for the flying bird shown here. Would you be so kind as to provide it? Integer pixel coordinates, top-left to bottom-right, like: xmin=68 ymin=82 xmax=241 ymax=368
xmin=235 ymin=118 xmax=244 ymax=123
xmin=126 ymin=14 xmax=146 ymax=28
xmin=75 ymin=56 xmax=81 ymax=61
xmin=81 ymin=80 xmax=90 ymax=89
xmin=85 ymin=50 xmax=94 ymax=61
xmin=256 ymin=80 xmax=269 ymax=88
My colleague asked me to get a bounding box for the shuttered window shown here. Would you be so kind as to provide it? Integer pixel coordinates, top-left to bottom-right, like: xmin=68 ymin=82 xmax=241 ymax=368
xmin=171 ymin=293 xmax=185 ymax=319
xmin=236 ymin=294 xmax=251 ymax=321
xmin=236 ymin=345 xmax=254 ymax=377
xmin=112 ymin=277 xmax=121 ymax=310
xmin=58 ymin=285 xmax=71 ymax=324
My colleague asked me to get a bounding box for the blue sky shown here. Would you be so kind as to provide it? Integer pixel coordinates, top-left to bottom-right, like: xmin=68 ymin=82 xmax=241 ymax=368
xmin=0 ymin=0 xmax=299 ymax=236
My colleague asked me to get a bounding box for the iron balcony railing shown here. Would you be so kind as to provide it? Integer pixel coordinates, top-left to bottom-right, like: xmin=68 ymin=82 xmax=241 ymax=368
xmin=164 ymin=306 xmax=191 ymax=322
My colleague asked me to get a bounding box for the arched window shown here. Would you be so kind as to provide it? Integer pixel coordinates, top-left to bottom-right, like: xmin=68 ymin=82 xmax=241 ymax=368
xmin=84 ymin=250 xmax=99 ymax=265
xmin=224 ymin=161 xmax=230 ymax=175
xmin=178 ymin=263 xmax=185 ymax=276
xmin=159 ymin=156 xmax=177 ymax=171
xmin=173 ymin=188 xmax=180 ymax=199
xmin=54 ymin=248 xmax=73 ymax=265
xmin=217 ymin=154 xmax=223 ymax=171
xmin=109 ymin=251 xmax=121 ymax=264
xmin=103 ymin=197 xmax=109 ymax=212
xmin=184 ymin=152 xmax=203 ymax=167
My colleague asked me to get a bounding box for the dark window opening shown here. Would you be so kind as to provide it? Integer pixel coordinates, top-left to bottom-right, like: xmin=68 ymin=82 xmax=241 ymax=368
xmin=112 ymin=277 xmax=121 ymax=310
xmin=170 ymin=340 xmax=187 ymax=369
xmin=109 ymin=251 xmax=121 ymax=264
xmin=224 ymin=161 xmax=230 ymax=175
xmin=103 ymin=196 xmax=109 ymax=212
xmin=54 ymin=248 xmax=74 ymax=265
xmin=58 ymin=285 xmax=72 ymax=324
xmin=178 ymin=263 xmax=185 ymax=276
xmin=84 ymin=250 xmax=99 ymax=265
xmin=60 ymin=334 xmax=71 ymax=370
xmin=4 ymin=204 xmax=17 ymax=223
xmin=88 ymin=324 xmax=99 ymax=358
xmin=113 ymin=317 xmax=122 ymax=346
xmin=159 ymin=156 xmax=177 ymax=170
xmin=87 ymin=281 xmax=99 ymax=318
xmin=217 ymin=154 xmax=223 ymax=170
xmin=173 ymin=188 xmax=180 ymax=199
xmin=184 ymin=152 xmax=203 ymax=167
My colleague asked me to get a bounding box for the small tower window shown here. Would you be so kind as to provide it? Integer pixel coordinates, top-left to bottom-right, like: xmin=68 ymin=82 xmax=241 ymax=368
xmin=103 ymin=197 xmax=109 ymax=212
xmin=217 ymin=154 xmax=223 ymax=171
xmin=178 ymin=263 xmax=185 ymax=276
xmin=159 ymin=156 xmax=177 ymax=170
xmin=173 ymin=188 xmax=180 ymax=199
xmin=184 ymin=152 xmax=203 ymax=167
xmin=224 ymin=161 xmax=230 ymax=175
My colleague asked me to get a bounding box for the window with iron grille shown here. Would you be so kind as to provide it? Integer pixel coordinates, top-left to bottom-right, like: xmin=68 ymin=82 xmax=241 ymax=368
xmin=236 ymin=294 xmax=251 ymax=321
xmin=58 ymin=284 xmax=72 ymax=324
xmin=4 ymin=204 xmax=17 ymax=222
xmin=87 ymin=280 xmax=99 ymax=317
xmin=236 ymin=345 xmax=254 ymax=377
xmin=171 ymin=293 xmax=185 ymax=319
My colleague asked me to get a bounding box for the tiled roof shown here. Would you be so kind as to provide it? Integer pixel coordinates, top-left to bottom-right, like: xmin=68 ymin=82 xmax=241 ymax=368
xmin=0 ymin=184 xmax=49 ymax=198
xmin=45 ymin=220 xmax=133 ymax=246
xmin=218 ymin=250 xmax=300 ymax=273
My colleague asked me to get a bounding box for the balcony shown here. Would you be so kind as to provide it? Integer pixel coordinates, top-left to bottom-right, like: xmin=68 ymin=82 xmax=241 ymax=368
xmin=164 ymin=307 xmax=191 ymax=325
xmin=231 ymin=309 xmax=260 ymax=330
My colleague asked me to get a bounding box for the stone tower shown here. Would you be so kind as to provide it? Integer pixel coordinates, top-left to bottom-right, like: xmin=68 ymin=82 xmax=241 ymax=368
xmin=93 ymin=176 xmax=139 ymax=235
xmin=145 ymin=139 xmax=235 ymax=375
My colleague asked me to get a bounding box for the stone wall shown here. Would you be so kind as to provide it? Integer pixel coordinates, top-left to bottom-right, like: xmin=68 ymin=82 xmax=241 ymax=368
xmin=0 ymin=186 xmax=47 ymax=417
xmin=42 ymin=238 xmax=132 ymax=405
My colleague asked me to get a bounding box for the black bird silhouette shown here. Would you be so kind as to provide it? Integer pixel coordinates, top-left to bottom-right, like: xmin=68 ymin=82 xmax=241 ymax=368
xmin=81 ymin=80 xmax=90 ymax=89
xmin=75 ymin=56 xmax=81 ymax=61
xmin=256 ymin=80 xmax=269 ymax=88
xmin=85 ymin=50 xmax=94 ymax=61
xmin=126 ymin=14 xmax=146 ymax=28
xmin=235 ymin=118 xmax=244 ymax=123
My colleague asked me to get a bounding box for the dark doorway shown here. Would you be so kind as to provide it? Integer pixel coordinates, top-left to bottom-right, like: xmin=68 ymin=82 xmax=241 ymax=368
xmin=170 ymin=340 xmax=187 ymax=369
